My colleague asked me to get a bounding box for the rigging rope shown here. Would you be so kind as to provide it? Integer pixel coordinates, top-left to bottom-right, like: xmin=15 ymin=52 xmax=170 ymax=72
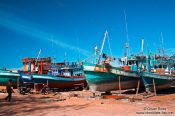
xmin=80 ymin=53 xmax=95 ymax=62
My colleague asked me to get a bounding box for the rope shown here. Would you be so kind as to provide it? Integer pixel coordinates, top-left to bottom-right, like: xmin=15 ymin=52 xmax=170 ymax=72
xmin=80 ymin=53 xmax=95 ymax=62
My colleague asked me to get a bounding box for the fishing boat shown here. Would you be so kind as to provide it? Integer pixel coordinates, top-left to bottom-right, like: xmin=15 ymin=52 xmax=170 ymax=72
xmin=0 ymin=69 xmax=19 ymax=88
xmin=140 ymin=72 xmax=175 ymax=92
xmin=140 ymin=54 xmax=175 ymax=92
xmin=20 ymin=57 xmax=87 ymax=90
xmin=83 ymin=31 xmax=142 ymax=93
xmin=18 ymin=72 xmax=33 ymax=86
xmin=32 ymin=62 xmax=86 ymax=89
xmin=83 ymin=62 xmax=141 ymax=92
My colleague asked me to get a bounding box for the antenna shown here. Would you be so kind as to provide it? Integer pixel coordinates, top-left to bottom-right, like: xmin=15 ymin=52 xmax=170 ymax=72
xmin=124 ymin=10 xmax=129 ymax=57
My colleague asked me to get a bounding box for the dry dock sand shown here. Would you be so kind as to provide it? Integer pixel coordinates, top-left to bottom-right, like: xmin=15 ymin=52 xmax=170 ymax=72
xmin=0 ymin=90 xmax=175 ymax=116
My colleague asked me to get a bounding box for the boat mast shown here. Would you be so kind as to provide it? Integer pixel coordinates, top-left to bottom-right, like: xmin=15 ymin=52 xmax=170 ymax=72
xmin=64 ymin=52 xmax=67 ymax=63
xmin=75 ymin=31 xmax=80 ymax=63
xmin=141 ymin=38 xmax=144 ymax=55
xmin=98 ymin=30 xmax=108 ymax=64
xmin=34 ymin=48 xmax=42 ymax=71
xmin=36 ymin=48 xmax=42 ymax=60
xmin=124 ymin=10 xmax=129 ymax=57
xmin=160 ymin=32 xmax=165 ymax=69
xmin=36 ymin=48 xmax=42 ymax=65
xmin=51 ymin=36 xmax=56 ymax=63
xmin=161 ymin=32 xmax=165 ymax=57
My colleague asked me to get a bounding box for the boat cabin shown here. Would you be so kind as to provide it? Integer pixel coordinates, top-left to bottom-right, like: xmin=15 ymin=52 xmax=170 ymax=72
xmin=22 ymin=57 xmax=52 ymax=74
xmin=50 ymin=62 xmax=84 ymax=77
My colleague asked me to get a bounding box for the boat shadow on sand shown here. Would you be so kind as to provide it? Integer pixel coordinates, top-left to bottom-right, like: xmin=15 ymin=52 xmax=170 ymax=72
xmin=111 ymin=87 xmax=175 ymax=96
xmin=0 ymin=94 xmax=92 ymax=116
xmin=156 ymin=87 xmax=175 ymax=95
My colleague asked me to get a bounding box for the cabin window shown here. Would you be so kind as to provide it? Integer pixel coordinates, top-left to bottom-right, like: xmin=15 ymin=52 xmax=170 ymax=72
xmin=159 ymin=65 xmax=162 ymax=68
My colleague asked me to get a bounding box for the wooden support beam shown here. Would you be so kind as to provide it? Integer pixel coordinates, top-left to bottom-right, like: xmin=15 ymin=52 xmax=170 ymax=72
xmin=34 ymin=83 xmax=36 ymax=91
xmin=17 ymin=76 xmax=19 ymax=90
xmin=153 ymin=78 xmax=157 ymax=96
xmin=136 ymin=79 xmax=140 ymax=95
xmin=47 ymin=80 xmax=48 ymax=86
xmin=119 ymin=75 xmax=121 ymax=94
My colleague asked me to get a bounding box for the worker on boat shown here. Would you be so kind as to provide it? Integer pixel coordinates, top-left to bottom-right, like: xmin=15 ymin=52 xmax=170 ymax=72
xmin=5 ymin=79 xmax=14 ymax=102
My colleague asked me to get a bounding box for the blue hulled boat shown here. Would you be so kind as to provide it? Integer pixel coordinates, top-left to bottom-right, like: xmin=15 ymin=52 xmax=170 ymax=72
xmin=0 ymin=69 xmax=19 ymax=88
xmin=19 ymin=59 xmax=87 ymax=89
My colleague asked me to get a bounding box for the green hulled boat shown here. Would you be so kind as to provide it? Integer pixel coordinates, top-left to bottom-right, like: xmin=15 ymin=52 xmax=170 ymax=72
xmin=83 ymin=62 xmax=141 ymax=92
xmin=140 ymin=72 xmax=175 ymax=92
xmin=82 ymin=31 xmax=142 ymax=93
xmin=0 ymin=69 xmax=19 ymax=88
xmin=140 ymin=54 xmax=175 ymax=92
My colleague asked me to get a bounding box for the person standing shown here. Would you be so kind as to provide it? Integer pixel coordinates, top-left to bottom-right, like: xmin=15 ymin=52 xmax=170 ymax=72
xmin=5 ymin=79 xmax=13 ymax=102
xmin=41 ymin=84 xmax=48 ymax=95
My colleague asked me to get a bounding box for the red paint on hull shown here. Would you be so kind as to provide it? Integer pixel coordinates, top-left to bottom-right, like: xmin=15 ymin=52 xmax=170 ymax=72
xmin=47 ymin=80 xmax=87 ymax=89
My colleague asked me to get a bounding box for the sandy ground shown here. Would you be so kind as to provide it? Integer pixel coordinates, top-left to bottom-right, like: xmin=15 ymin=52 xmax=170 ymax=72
xmin=0 ymin=90 xmax=175 ymax=116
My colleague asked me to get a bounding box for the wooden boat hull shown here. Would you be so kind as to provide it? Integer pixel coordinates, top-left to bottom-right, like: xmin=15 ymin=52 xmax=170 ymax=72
xmin=32 ymin=74 xmax=87 ymax=89
xmin=0 ymin=70 xmax=19 ymax=88
xmin=19 ymin=73 xmax=33 ymax=84
xmin=20 ymin=73 xmax=87 ymax=89
xmin=84 ymin=70 xmax=141 ymax=92
xmin=83 ymin=62 xmax=142 ymax=92
xmin=141 ymin=72 xmax=175 ymax=92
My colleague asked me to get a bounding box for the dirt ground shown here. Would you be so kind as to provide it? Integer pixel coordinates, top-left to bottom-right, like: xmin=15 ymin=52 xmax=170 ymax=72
xmin=0 ymin=90 xmax=175 ymax=116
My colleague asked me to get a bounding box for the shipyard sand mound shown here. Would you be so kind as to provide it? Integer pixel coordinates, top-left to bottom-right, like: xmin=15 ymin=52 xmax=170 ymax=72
xmin=0 ymin=90 xmax=175 ymax=116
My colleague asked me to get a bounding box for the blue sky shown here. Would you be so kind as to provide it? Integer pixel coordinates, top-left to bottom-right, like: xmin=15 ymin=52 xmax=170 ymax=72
xmin=0 ymin=0 xmax=175 ymax=68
